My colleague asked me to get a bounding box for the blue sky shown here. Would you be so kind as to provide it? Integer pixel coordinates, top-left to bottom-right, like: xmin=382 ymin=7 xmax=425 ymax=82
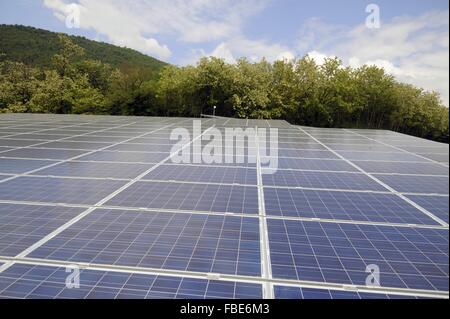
xmin=1 ymin=0 xmax=449 ymax=104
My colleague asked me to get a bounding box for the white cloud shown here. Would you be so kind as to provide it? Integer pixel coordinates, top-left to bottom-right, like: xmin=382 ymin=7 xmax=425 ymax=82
xmin=307 ymin=50 xmax=332 ymax=65
xmin=297 ymin=11 xmax=450 ymax=106
xmin=186 ymin=37 xmax=295 ymax=65
xmin=43 ymin=0 xmax=268 ymax=60
xmin=210 ymin=43 xmax=236 ymax=64
xmin=276 ymin=51 xmax=295 ymax=62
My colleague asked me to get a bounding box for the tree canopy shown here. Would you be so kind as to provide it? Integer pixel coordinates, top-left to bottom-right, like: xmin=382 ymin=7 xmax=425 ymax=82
xmin=1 ymin=34 xmax=448 ymax=143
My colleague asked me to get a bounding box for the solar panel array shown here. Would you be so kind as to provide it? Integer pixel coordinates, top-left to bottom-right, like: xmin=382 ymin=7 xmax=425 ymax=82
xmin=0 ymin=113 xmax=448 ymax=299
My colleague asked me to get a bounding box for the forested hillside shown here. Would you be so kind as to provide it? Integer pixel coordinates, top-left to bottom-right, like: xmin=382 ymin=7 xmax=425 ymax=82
xmin=0 ymin=26 xmax=448 ymax=142
xmin=0 ymin=25 xmax=167 ymax=76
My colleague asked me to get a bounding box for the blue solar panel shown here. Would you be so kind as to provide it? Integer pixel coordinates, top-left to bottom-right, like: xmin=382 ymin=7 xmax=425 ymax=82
xmin=264 ymin=188 xmax=440 ymax=225
xmin=418 ymin=153 xmax=449 ymax=163
xmin=0 ymin=139 xmax=39 ymax=147
xmin=325 ymin=143 xmax=399 ymax=152
xmin=273 ymin=286 xmax=417 ymax=299
xmin=262 ymin=170 xmax=386 ymax=191
xmin=105 ymin=181 xmax=259 ymax=214
xmin=0 ymin=204 xmax=84 ymax=256
xmin=268 ymin=219 xmax=448 ymax=291
xmin=0 ymin=264 xmax=262 ymax=299
xmin=376 ymin=175 xmax=449 ymax=195
xmin=406 ymin=195 xmax=449 ymax=224
xmin=0 ymin=159 xmax=57 ymax=174
xmin=275 ymin=149 xmax=339 ymax=159
xmin=0 ymin=147 xmax=14 ymax=153
xmin=354 ymin=161 xmax=449 ymax=175
xmin=10 ymin=133 xmax=66 ymax=141
xmin=337 ymin=151 xmax=430 ymax=162
xmin=37 ymin=161 xmax=153 ymax=179
xmin=0 ymin=114 xmax=448 ymax=300
xmin=29 ymin=209 xmax=261 ymax=276
xmin=265 ymin=158 xmax=358 ymax=172
xmin=77 ymin=150 xmax=169 ymax=163
xmin=143 ymin=165 xmax=257 ymax=185
xmin=1 ymin=148 xmax=87 ymax=160
xmin=65 ymin=136 xmax=130 ymax=143
xmin=400 ymin=146 xmax=449 ymax=154
xmin=277 ymin=143 xmax=326 ymax=150
xmin=0 ymin=176 xmax=126 ymax=205
xmin=107 ymin=143 xmax=177 ymax=153
xmin=39 ymin=141 xmax=112 ymax=150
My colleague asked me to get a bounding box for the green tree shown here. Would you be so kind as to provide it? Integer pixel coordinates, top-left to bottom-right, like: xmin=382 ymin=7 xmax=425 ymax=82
xmin=52 ymin=34 xmax=85 ymax=77
xmin=0 ymin=61 xmax=40 ymax=112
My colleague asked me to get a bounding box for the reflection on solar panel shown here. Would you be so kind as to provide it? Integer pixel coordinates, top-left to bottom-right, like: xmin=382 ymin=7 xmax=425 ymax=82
xmin=0 ymin=113 xmax=448 ymax=300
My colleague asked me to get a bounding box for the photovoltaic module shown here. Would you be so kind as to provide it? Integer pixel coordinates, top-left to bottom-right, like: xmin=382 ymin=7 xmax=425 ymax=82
xmin=0 ymin=113 xmax=448 ymax=299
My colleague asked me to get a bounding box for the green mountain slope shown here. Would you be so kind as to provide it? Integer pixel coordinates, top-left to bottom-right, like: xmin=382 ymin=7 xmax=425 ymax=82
xmin=0 ymin=25 xmax=168 ymax=75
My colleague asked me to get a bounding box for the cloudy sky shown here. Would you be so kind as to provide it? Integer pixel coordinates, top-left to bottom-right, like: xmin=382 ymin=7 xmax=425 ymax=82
xmin=1 ymin=0 xmax=448 ymax=105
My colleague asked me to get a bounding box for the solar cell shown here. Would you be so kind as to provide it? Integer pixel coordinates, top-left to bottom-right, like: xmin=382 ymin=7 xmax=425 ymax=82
xmin=38 ymin=141 xmax=113 ymax=151
xmin=0 ymin=158 xmax=57 ymax=174
xmin=262 ymin=170 xmax=386 ymax=191
xmin=8 ymin=134 xmax=70 ymax=140
xmin=77 ymin=150 xmax=169 ymax=163
xmin=325 ymin=144 xmax=401 ymax=152
xmin=107 ymin=143 xmax=181 ymax=153
xmin=65 ymin=136 xmax=130 ymax=143
xmin=0 ymin=147 xmax=14 ymax=153
xmin=143 ymin=165 xmax=257 ymax=185
xmin=0 ymin=204 xmax=84 ymax=256
xmin=0 ymin=176 xmax=126 ymax=205
xmin=274 ymin=149 xmax=339 ymax=159
xmin=353 ymin=161 xmax=449 ymax=175
xmin=0 ymin=139 xmax=40 ymax=147
xmin=417 ymin=153 xmax=449 ymax=163
xmin=273 ymin=286 xmax=416 ymax=299
xmin=0 ymin=264 xmax=262 ymax=299
xmin=264 ymin=188 xmax=440 ymax=225
xmin=105 ymin=181 xmax=259 ymax=214
xmin=400 ymin=146 xmax=449 ymax=154
xmin=406 ymin=196 xmax=449 ymax=224
xmin=262 ymin=158 xmax=358 ymax=172
xmin=29 ymin=209 xmax=261 ymax=276
xmin=1 ymin=148 xmax=88 ymax=160
xmin=376 ymin=174 xmax=449 ymax=194
xmin=277 ymin=143 xmax=326 ymax=150
xmin=268 ymin=219 xmax=448 ymax=291
xmin=337 ymin=151 xmax=430 ymax=162
xmin=36 ymin=161 xmax=153 ymax=179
